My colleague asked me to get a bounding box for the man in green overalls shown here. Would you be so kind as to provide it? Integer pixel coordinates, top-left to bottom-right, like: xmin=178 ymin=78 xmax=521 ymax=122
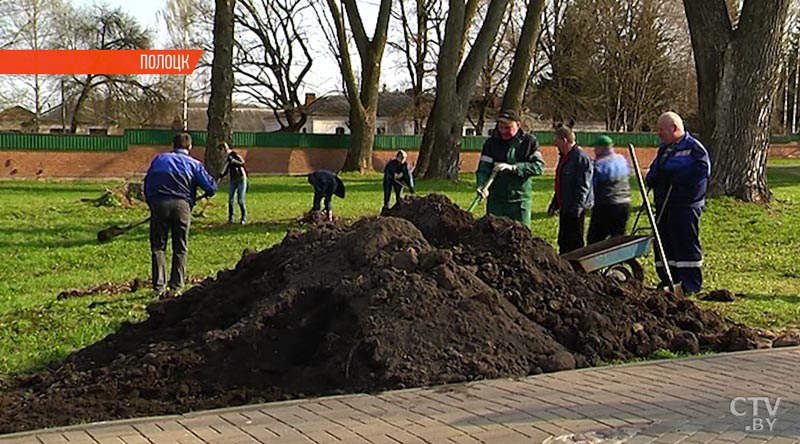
xmin=475 ymin=109 xmax=546 ymax=228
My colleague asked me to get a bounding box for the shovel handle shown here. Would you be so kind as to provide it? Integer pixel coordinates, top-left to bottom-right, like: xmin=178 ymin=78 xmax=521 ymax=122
xmin=628 ymin=144 xmax=680 ymax=295
xmin=467 ymin=170 xmax=499 ymax=212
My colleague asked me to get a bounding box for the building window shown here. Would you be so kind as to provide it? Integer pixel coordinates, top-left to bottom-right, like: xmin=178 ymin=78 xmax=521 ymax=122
xmin=376 ymin=127 xmax=386 ymax=135
xmin=89 ymin=128 xmax=108 ymax=136
xmin=465 ymin=128 xmax=476 ymax=136
xmin=335 ymin=127 xmax=345 ymax=135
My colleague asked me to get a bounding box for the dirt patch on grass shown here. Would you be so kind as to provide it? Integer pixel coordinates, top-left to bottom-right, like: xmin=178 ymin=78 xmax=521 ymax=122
xmin=0 ymin=194 xmax=758 ymax=433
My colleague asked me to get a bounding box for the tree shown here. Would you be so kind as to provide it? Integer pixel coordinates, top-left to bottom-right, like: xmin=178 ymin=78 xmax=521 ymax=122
xmin=234 ymin=0 xmax=313 ymax=132
xmin=160 ymin=0 xmax=215 ymax=131
xmin=3 ymin=0 xmax=65 ymax=131
xmin=469 ymin=2 xmax=518 ymax=135
xmin=206 ymin=0 xmax=236 ymax=176
xmin=60 ymin=5 xmax=156 ymax=133
xmin=501 ymin=0 xmax=545 ymax=112
xmin=416 ymin=0 xmax=510 ymax=179
xmin=388 ymin=0 xmax=443 ymax=134
xmin=683 ymin=0 xmax=791 ymax=202
xmin=324 ymin=0 xmax=393 ymax=172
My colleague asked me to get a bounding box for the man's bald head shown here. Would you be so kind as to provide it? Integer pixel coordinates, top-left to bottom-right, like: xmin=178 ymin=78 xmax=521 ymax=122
xmin=657 ymin=112 xmax=685 ymax=145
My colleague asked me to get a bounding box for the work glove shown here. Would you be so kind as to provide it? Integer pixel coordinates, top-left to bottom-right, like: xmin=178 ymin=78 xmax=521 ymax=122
xmin=394 ymin=172 xmax=403 ymax=180
xmin=477 ymin=187 xmax=489 ymax=200
xmin=547 ymin=200 xmax=558 ymax=217
xmin=493 ymin=162 xmax=516 ymax=173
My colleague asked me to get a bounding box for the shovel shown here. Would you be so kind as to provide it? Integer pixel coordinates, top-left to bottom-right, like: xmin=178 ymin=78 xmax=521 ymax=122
xmin=467 ymin=169 xmax=499 ymax=212
xmin=628 ymin=144 xmax=684 ymax=297
xmin=97 ymin=195 xmax=211 ymax=243
xmin=97 ymin=217 xmax=150 ymax=244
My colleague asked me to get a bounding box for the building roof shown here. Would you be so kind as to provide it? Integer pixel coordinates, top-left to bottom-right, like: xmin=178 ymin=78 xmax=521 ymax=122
xmin=182 ymin=106 xmax=279 ymax=132
xmin=307 ymin=92 xmax=418 ymax=118
xmin=0 ymin=106 xmax=35 ymax=124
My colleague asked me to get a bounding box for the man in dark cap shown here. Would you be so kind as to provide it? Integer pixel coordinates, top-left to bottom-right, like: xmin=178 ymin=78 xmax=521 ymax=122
xmin=475 ymin=109 xmax=545 ymax=228
xmin=587 ymin=135 xmax=631 ymax=244
xmin=308 ymin=170 xmax=345 ymax=221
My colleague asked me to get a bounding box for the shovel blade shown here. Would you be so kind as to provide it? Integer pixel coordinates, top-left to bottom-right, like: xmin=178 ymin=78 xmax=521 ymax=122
xmin=669 ymin=282 xmax=685 ymax=298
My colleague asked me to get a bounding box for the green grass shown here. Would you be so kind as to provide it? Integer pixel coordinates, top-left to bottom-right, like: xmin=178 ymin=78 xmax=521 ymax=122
xmin=0 ymin=163 xmax=799 ymax=375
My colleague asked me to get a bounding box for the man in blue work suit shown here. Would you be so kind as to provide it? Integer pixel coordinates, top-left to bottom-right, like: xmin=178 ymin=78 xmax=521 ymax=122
xmin=308 ymin=170 xmax=346 ymax=221
xmin=646 ymin=112 xmax=711 ymax=294
xmin=144 ymin=133 xmax=217 ymax=298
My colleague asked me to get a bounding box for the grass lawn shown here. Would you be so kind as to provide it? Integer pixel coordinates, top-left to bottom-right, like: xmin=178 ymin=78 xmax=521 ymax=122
xmin=1 ymin=162 xmax=799 ymax=375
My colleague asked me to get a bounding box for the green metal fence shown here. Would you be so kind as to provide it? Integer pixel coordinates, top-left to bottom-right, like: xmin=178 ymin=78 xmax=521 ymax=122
xmin=0 ymin=132 xmax=126 ymax=152
xmin=1 ymin=128 xmax=798 ymax=152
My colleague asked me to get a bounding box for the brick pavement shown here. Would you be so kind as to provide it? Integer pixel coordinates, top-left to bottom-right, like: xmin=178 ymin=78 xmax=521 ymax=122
xmin=2 ymin=347 xmax=798 ymax=444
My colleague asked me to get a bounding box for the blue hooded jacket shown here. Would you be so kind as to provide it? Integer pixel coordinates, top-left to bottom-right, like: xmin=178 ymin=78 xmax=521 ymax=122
xmin=645 ymin=132 xmax=711 ymax=209
xmin=144 ymin=149 xmax=217 ymax=206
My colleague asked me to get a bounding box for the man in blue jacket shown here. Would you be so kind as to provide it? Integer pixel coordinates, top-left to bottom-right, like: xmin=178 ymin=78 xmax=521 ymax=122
xmin=308 ymin=170 xmax=345 ymax=221
xmin=144 ymin=133 xmax=217 ymax=297
xmin=587 ymin=135 xmax=631 ymax=244
xmin=646 ymin=112 xmax=711 ymax=294
xmin=548 ymin=125 xmax=594 ymax=253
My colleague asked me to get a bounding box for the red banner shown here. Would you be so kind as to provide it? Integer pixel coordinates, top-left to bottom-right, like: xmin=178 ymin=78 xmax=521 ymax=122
xmin=0 ymin=50 xmax=203 ymax=75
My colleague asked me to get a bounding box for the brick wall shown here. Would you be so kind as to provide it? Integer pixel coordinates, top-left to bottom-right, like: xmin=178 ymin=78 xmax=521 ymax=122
xmin=1 ymin=143 xmax=796 ymax=180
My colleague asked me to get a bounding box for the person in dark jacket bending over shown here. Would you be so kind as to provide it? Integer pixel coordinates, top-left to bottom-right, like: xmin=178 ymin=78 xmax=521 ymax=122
xmin=475 ymin=109 xmax=545 ymax=228
xmin=144 ymin=133 xmax=217 ymax=298
xmin=217 ymin=141 xmax=248 ymax=224
xmin=587 ymin=135 xmax=631 ymax=244
xmin=308 ymin=170 xmax=346 ymax=221
xmin=646 ymin=112 xmax=711 ymax=294
xmin=548 ymin=125 xmax=594 ymax=254
xmin=382 ymin=150 xmax=415 ymax=211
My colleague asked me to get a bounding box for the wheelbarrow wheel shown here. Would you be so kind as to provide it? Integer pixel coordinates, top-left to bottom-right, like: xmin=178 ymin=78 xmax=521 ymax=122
xmin=625 ymin=258 xmax=645 ymax=282
xmin=604 ymin=259 xmax=645 ymax=283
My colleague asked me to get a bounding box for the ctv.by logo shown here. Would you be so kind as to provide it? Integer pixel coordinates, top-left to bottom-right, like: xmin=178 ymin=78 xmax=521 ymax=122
xmin=730 ymin=397 xmax=782 ymax=432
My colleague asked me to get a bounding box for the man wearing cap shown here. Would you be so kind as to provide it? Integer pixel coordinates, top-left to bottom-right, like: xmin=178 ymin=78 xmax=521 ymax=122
xmin=308 ymin=169 xmax=346 ymax=221
xmin=548 ymin=125 xmax=594 ymax=254
xmin=645 ymin=112 xmax=710 ymax=294
xmin=475 ymin=109 xmax=545 ymax=228
xmin=144 ymin=132 xmax=217 ymax=298
xmin=587 ymin=135 xmax=632 ymax=244
xmin=382 ymin=150 xmax=415 ymax=211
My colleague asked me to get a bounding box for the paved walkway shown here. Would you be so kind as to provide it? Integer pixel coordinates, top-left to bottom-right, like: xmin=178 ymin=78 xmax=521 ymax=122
xmin=3 ymin=347 xmax=799 ymax=444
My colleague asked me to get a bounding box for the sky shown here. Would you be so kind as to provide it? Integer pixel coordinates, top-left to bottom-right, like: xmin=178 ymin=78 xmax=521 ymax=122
xmin=71 ymin=0 xmax=391 ymax=97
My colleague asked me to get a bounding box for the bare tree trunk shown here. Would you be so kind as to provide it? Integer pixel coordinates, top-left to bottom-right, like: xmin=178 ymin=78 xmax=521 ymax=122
xmin=347 ymin=105 xmax=376 ymax=171
xmin=206 ymin=0 xmax=236 ymax=176
xmin=683 ymin=0 xmax=790 ymax=203
xmin=70 ymin=77 xmax=94 ymax=134
xmin=326 ymin=0 xmax=391 ymax=173
xmin=501 ymin=0 xmax=545 ymax=111
xmin=424 ymin=0 xmax=510 ymax=179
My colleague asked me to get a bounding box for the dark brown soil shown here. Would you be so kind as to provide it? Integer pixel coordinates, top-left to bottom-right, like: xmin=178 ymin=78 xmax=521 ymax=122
xmin=0 ymin=194 xmax=758 ymax=434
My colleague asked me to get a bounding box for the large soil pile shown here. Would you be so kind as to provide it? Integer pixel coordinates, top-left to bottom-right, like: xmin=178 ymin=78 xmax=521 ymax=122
xmin=0 ymin=194 xmax=757 ymax=433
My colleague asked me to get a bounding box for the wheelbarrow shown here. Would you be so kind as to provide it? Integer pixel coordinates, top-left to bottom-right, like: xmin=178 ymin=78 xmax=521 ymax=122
xmin=560 ymin=234 xmax=653 ymax=282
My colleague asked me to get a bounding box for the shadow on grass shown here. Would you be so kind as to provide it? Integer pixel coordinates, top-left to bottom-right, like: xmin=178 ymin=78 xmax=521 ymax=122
xmin=767 ymin=166 xmax=800 ymax=189
xmin=733 ymin=292 xmax=800 ymax=305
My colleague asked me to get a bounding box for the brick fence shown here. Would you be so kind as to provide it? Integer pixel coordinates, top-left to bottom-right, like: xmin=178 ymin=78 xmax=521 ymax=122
xmin=1 ymin=144 xmax=798 ymax=180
